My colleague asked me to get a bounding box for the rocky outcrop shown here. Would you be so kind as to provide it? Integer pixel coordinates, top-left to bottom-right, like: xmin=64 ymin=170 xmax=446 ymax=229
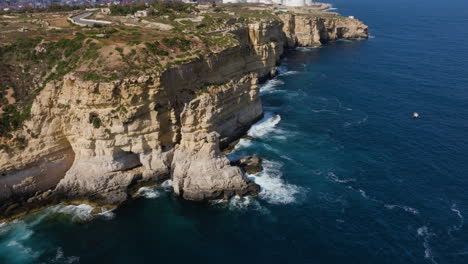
xmin=232 ymin=155 xmax=263 ymax=175
xmin=280 ymin=13 xmax=368 ymax=46
xmin=0 ymin=13 xmax=367 ymax=217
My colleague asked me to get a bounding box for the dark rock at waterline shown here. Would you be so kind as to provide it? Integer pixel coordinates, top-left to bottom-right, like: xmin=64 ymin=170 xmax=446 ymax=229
xmin=232 ymin=155 xmax=263 ymax=175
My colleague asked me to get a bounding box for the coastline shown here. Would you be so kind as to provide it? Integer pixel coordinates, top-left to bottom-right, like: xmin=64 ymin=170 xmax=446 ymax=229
xmin=0 ymin=6 xmax=368 ymax=220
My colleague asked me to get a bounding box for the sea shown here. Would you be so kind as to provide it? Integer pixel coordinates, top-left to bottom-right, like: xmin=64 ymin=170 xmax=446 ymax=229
xmin=1 ymin=0 xmax=468 ymax=263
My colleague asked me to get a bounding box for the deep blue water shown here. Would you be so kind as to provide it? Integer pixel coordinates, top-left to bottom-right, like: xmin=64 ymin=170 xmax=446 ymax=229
xmin=2 ymin=0 xmax=468 ymax=263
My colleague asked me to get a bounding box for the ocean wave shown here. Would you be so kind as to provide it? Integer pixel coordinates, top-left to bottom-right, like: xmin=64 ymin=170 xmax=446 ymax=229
xmin=161 ymin=179 xmax=173 ymax=191
xmin=48 ymin=204 xmax=115 ymax=221
xmin=309 ymin=108 xmax=338 ymax=114
xmin=136 ymin=186 xmax=161 ymax=199
xmin=327 ymin=172 xmax=356 ymax=183
xmin=0 ymin=220 xmax=40 ymax=262
xmin=234 ymin=138 xmax=253 ymax=151
xmin=417 ymin=226 xmax=438 ymax=264
xmin=448 ymin=203 xmax=464 ymax=235
xmin=344 ymin=115 xmax=368 ymax=128
xmin=295 ymin=47 xmax=320 ymax=52
xmin=358 ymin=189 xmax=369 ymax=199
xmin=249 ymin=160 xmax=304 ymax=204
xmin=334 ymin=97 xmax=353 ymax=111
xmin=277 ymin=66 xmax=300 ymax=76
xmin=260 ymin=79 xmax=284 ymax=93
xmin=53 ymin=247 xmax=80 ymax=264
xmin=6 ymin=240 xmax=40 ymax=259
xmin=211 ymin=196 xmax=269 ymax=214
xmin=247 ymin=112 xmax=281 ymax=138
xmin=384 ymin=204 xmax=420 ymax=215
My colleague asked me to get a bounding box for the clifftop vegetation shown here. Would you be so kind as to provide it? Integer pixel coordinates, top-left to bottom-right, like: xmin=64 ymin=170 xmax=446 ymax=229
xmin=0 ymin=1 xmax=348 ymax=141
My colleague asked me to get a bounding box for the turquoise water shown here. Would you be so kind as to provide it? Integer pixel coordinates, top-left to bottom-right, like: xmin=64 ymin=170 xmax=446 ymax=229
xmin=2 ymin=0 xmax=468 ymax=263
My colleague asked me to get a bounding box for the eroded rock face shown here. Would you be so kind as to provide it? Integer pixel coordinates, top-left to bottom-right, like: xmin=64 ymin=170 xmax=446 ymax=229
xmin=0 ymin=15 xmax=368 ymax=216
xmin=280 ymin=14 xmax=368 ymax=46
xmin=232 ymin=155 xmax=263 ymax=175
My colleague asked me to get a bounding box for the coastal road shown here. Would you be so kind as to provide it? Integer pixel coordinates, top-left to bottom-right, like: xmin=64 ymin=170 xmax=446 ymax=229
xmin=70 ymin=12 xmax=111 ymax=26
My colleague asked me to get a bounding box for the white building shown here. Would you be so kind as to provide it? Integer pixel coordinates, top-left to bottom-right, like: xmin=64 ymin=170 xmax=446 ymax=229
xmin=222 ymin=0 xmax=314 ymax=7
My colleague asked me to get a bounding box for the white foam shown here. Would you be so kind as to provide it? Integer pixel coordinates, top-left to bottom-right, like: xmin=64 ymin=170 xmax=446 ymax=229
xmin=417 ymin=226 xmax=438 ymax=264
xmin=295 ymin=47 xmax=320 ymax=52
xmin=247 ymin=112 xmax=281 ymax=138
xmin=260 ymin=79 xmax=284 ymax=93
xmin=136 ymin=186 xmax=161 ymax=199
xmin=327 ymin=172 xmax=356 ymax=183
xmin=277 ymin=66 xmax=300 ymax=76
xmin=211 ymin=196 xmax=270 ymax=214
xmin=53 ymin=247 xmax=80 ymax=263
xmin=280 ymin=70 xmax=300 ymax=76
xmin=309 ymin=108 xmax=337 ymax=114
xmin=6 ymin=240 xmax=40 ymax=258
xmin=234 ymin=138 xmax=253 ymax=151
xmin=50 ymin=204 xmax=94 ymax=221
xmin=358 ymin=189 xmax=369 ymax=199
xmin=249 ymin=160 xmax=303 ymax=204
xmin=448 ymin=203 xmax=464 ymax=235
xmin=384 ymin=204 xmax=419 ymax=215
xmin=48 ymin=204 xmax=115 ymax=221
xmin=344 ymin=115 xmax=368 ymax=128
xmin=161 ymin=179 xmax=173 ymax=192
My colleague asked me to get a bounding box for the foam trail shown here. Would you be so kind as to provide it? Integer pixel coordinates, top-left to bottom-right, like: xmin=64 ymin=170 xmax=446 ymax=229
xmin=249 ymin=160 xmax=304 ymax=204
xmin=53 ymin=247 xmax=80 ymax=263
xmin=417 ymin=226 xmax=438 ymax=264
xmin=448 ymin=203 xmax=464 ymax=235
xmin=247 ymin=112 xmax=281 ymax=138
xmin=344 ymin=115 xmax=368 ymax=128
xmin=48 ymin=204 xmax=115 ymax=221
xmin=384 ymin=204 xmax=419 ymax=215
xmin=327 ymin=172 xmax=356 ymax=183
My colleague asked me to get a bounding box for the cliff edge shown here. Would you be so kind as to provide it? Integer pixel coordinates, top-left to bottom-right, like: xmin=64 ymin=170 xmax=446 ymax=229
xmin=0 ymin=3 xmax=368 ymax=218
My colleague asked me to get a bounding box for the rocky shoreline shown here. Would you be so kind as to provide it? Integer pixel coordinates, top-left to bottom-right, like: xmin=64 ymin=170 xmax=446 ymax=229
xmin=0 ymin=10 xmax=368 ymax=220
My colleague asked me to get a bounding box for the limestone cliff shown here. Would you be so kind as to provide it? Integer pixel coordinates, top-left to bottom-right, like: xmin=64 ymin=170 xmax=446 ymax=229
xmin=0 ymin=11 xmax=367 ymax=217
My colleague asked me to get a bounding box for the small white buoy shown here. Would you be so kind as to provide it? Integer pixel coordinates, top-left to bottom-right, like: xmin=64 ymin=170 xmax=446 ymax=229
xmin=413 ymin=112 xmax=420 ymax=119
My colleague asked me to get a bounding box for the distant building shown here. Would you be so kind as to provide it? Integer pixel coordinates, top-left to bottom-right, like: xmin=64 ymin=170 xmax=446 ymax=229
xmin=134 ymin=9 xmax=147 ymax=17
xmin=222 ymin=0 xmax=314 ymax=7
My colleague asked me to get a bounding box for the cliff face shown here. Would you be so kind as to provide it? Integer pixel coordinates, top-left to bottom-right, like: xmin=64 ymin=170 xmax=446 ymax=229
xmin=0 ymin=14 xmax=367 ymax=217
xmin=281 ymin=14 xmax=368 ymax=46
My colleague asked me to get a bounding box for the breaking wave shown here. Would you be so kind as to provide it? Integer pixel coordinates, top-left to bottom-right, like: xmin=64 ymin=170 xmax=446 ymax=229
xmin=260 ymin=79 xmax=284 ymax=93
xmin=248 ymin=160 xmax=304 ymax=205
xmin=161 ymin=179 xmax=173 ymax=191
xmin=136 ymin=186 xmax=161 ymax=199
xmin=277 ymin=66 xmax=300 ymax=76
xmin=247 ymin=112 xmax=281 ymax=138
xmin=211 ymin=196 xmax=269 ymax=214
xmin=48 ymin=204 xmax=115 ymax=221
